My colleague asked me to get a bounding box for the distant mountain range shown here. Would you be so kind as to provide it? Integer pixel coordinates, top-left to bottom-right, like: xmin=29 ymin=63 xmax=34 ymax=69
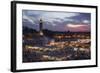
xmin=23 ymin=26 xmax=90 ymax=36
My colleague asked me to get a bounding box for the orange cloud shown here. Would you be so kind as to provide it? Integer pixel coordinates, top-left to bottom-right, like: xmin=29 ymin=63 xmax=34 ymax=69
xmin=67 ymin=24 xmax=87 ymax=28
xmin=66 ymin=23 xmax=90 ymax=32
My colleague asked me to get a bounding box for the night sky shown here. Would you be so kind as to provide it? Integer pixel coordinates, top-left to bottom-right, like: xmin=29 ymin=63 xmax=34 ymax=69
xmin=22 ymin=10 xmax=91 ymax=32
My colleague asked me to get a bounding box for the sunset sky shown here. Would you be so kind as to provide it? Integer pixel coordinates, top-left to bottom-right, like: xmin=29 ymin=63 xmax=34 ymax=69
xmin=22 ymin=10 xmax=91 ymax=32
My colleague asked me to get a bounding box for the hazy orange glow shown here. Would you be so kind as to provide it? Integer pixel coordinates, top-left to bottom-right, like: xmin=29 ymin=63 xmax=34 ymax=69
xmin=67 ymin=24 xmax=86 ymax=28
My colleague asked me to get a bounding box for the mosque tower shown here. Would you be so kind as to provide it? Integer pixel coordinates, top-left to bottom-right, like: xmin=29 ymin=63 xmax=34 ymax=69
xmin=39 ymin=18 xmax=44 ymax=36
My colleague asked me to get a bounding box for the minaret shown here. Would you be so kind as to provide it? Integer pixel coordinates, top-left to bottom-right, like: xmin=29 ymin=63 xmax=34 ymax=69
xmin=39 ymin=19 xmax=43 ymax=36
